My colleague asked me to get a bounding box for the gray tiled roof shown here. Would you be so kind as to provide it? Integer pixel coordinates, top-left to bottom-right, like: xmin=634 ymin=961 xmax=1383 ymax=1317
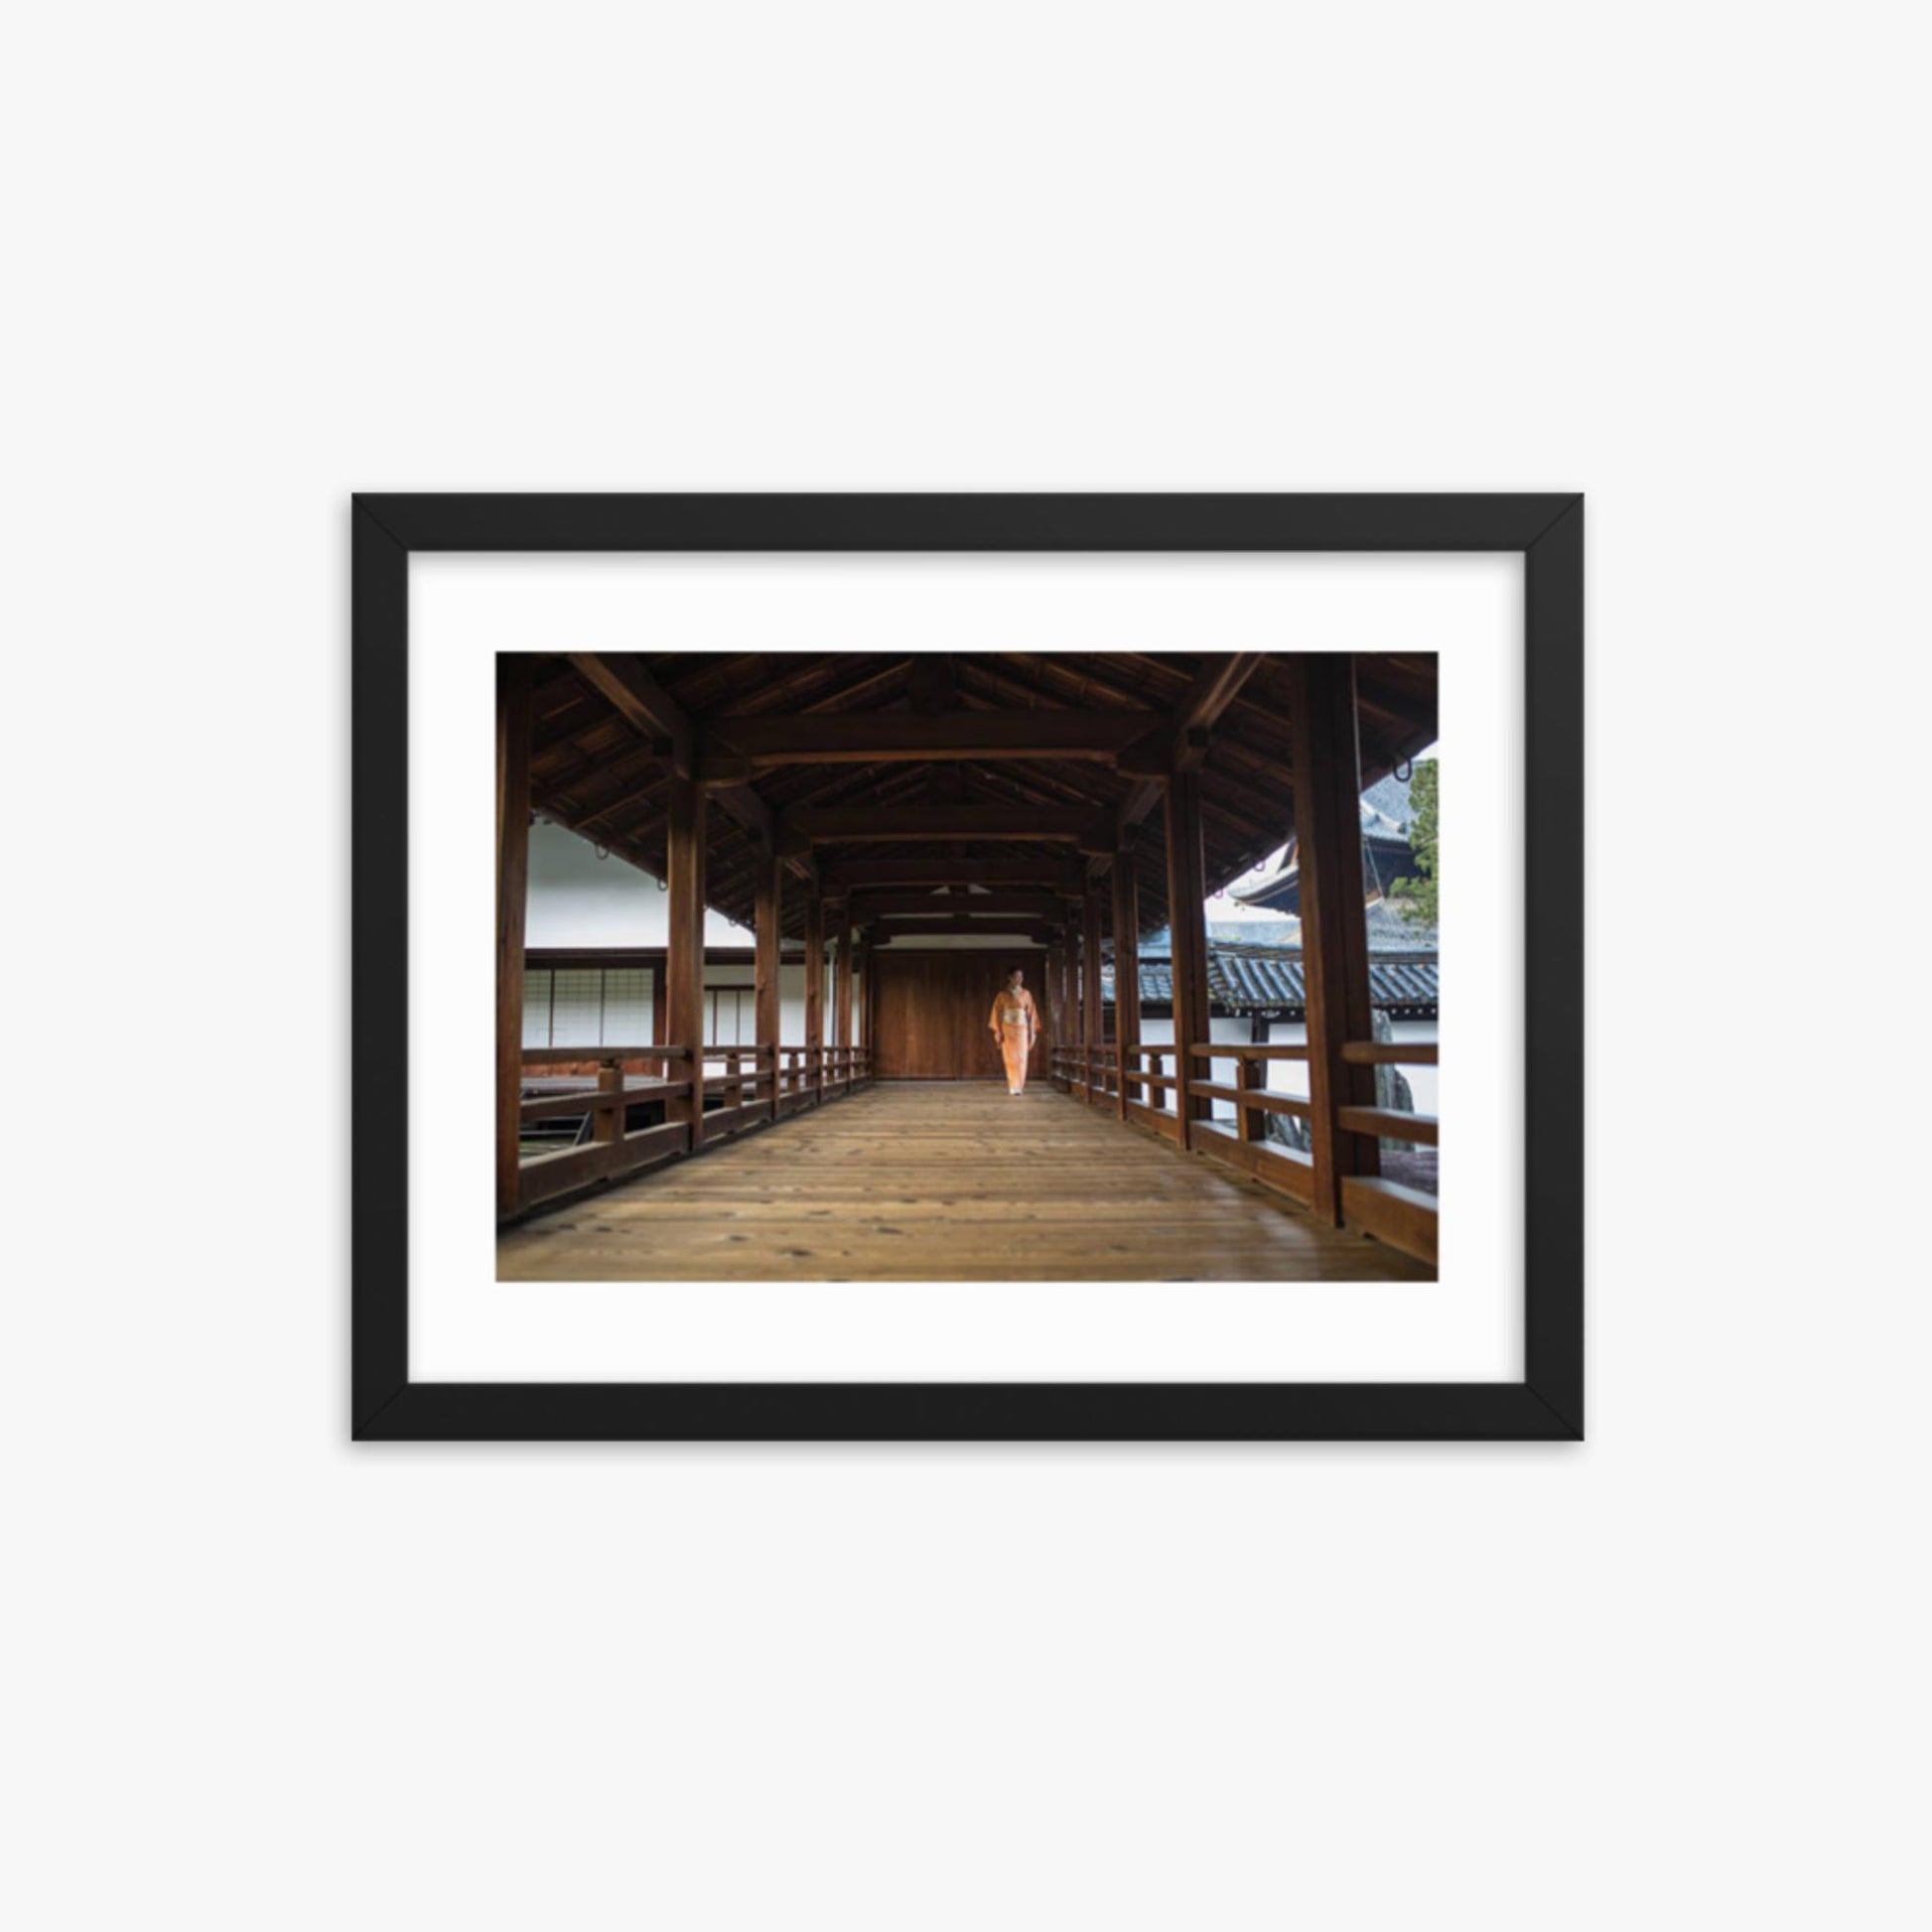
xmin=1360 ymin=771 xmax=1415 ymax=836
xmin=1104 ymin=936 xmax=1438 ymax=1016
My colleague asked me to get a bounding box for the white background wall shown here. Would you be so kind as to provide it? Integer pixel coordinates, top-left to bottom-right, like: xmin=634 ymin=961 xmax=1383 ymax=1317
xmin=8 ymin=8 xmax=1920 ymax=1931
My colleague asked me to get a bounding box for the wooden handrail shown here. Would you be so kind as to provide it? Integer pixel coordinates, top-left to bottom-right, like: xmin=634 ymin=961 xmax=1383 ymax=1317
xmin=1184 ymin=1041 xmax=1312 ymax=1061
xmin=1185 ymin=1080 xmax=1311 ymax=1119
xmin=520 ymin=1084 xmax=686 ymax=1122
xmin=521 ymin=1043 xmax=692 ymax=1066
xmin=1336 ymin=1106 xmax=1439 ymax=1146
xmin=1340 ymin=1040 xmax=1438 ymax=1066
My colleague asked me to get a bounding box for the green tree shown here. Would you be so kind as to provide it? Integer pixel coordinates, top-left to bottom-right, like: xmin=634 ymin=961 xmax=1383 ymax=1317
xmin=1391 ymin=759 xmax=1438 ymax=929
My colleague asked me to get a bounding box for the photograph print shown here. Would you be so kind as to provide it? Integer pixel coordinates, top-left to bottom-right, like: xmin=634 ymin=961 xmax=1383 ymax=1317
xmin=495 ymin=648 xmax=1441 ymax=1285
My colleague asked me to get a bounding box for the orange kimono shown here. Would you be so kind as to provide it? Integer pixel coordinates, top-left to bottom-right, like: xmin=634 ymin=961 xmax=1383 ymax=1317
xmin=989 ymin=985 xmax=1038 ymax=1092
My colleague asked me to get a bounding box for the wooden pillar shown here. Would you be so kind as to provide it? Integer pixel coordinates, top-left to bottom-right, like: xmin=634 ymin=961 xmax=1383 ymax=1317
xmin=593 ymin=1059 xmax=624 ymax=1147
xmin=1066 ymin=928 xmax=1080 ymax=1090
xmin=495 ymin=656 xmax=532 ymax=1220
xmin=1241 ymin=1015 xmax=1270 ymax=1143
xmin=755 ymin=844 xmax=782 ymax=1124
xmin=666 ymin=774 xmax=707 ymax=1152
xmin=804 ymin=890 xmax=825 ymax=1105
xmin=1287 ymin=653 xmax=1378 ymax=1223
xmin=833 ymin=899 xmax=853 ymax=1076
xmin=1112 ymin=849 xmax=1141 ymax=1113
xmin=1164 ymin=769 xmax=1211 ymax=1140
xmin=1083 ymin=883 xmax=1104 ymax=1106
xmin=1043 ymin=941 xmax=1062 ymax=1081
xmin=1062 ymin=925 xmax=1080 ymax=1087
xmin=1058 ymin=914 xmax=1075 ymax=1069
xmin=856 ymin=937 xmax=873 ymax=1079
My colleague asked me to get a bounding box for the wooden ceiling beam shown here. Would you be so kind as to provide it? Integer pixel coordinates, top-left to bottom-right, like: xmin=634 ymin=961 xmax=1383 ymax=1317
xmin=1110 ymin=653 xmax=1272 ymax=846
xmin=703 ymin=707 xmax=1155 ymax=771
xmin=821 ymin=858 xmax=1088 ymax=891
xmin=849 ymin=891 xmax=1062 ymax=919
xmin=957 ymin=758 xmax=1121 ymax=813
xmin=712 ymin=781 xmax=773 ymax=852
xmin=572 ymin=768 xmax=670 ymax=834
xmin=964 ymin=654 xmax=1181 ymax=713
xmin=1115 ymin=653 xmax=1269 ymax=775
xmin=710 ymin=652 xmax=913 ymax=718
xmin=568 ymin=652 xmax=696 ymax=781
xmin=870 ymin=916 xmax=1057 ymax=941
xmin=779 ymin=804 xmax=1118 ymax=853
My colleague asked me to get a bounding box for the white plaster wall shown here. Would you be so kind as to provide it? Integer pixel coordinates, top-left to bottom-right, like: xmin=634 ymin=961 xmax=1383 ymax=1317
xmin=525 ymin=820 xmax=754 ymax=948
xmin=1264 ymin=1022 xmax=1312 ymax=1102
xmin=1389 ymin=1020 xmax=1440 ymax=1116
xmin=527 ymin=829 xmax=869 ymax=1054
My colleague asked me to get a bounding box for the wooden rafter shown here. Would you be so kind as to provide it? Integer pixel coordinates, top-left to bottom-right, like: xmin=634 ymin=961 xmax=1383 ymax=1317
xmin=568 ymin=652 xmax=696 ymax=780
xmin=522 ymin=647 xmax=1430 ymax=945
xmin=850 ymin=890 xmax=1062 ymax=919
xmin=702 ymin=706 xmax=1154 ymax=774
xmin=780 ymin=804 xmax=1118 ymax=851
xmin=821 ymin=858 xmax=1088 ymax=892
xmin=870 ymin=913 xmax=1056 ymax=937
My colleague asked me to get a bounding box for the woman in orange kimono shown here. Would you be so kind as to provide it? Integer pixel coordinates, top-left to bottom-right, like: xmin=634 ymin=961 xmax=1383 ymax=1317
xmin=989 ymin=967 xmax=1039 ymax=1095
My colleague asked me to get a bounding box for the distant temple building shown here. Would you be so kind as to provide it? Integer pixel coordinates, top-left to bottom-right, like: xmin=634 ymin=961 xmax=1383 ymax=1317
xmin=1229 ymin=771 xmax=1425 ymax=915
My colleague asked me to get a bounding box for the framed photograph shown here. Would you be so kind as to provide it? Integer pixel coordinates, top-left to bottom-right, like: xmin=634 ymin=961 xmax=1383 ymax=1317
xmin=353 ymin=494 xmax=1582 ymax=1440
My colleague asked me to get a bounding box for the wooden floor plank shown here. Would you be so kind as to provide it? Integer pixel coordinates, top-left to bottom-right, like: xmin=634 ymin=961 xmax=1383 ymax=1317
xmin=495 ymin=1083 xmax=1435 ymax=1283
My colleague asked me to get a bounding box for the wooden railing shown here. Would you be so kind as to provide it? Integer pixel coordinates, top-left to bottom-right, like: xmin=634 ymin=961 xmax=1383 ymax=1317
xmin=1051 ymin=1043 xmax=1121 ymax=1106
xmin=1050 ymin=1035 xmax=1438 ymax=1264
xmin=1331 ymin=1038 xmax=1439 ymax=1264
xmin=510 ymin=1041 xmax=873 ymax=1219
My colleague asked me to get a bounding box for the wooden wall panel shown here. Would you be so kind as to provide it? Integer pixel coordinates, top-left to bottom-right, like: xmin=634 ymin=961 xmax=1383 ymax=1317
xmin=873 ymin=949 xmax=1046 ymax=1080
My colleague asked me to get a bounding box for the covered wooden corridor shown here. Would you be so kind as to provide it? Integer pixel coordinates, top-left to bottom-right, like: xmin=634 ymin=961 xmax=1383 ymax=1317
xmin=497 ymin=1081 xmax=1432 ymax=1282
xmin=496 ymin=645 xmax=1440 ymax=1273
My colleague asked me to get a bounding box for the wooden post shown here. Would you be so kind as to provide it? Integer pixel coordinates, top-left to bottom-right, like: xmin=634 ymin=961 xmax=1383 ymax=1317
xmin=1164 ymin=769 xmax=1211 ymax=1142
xmin=833 ymin=898 xmax=853 ymax=1090
xmin=495 ymin=657 xmax=532 ymax=1220
xmin=1111 ymin=848 xmax=1141 ymax=1114
xmin=593 ymin=1058 xmax=624 ymax=1150
xmin=1050 ymin=938 xmax=1066 ymax=1081
xmin=1240 ymin=1015 xmax=1270 ymax=1143
xmin=755 ymin=844 xmax=782 ymax=1123
xmin=1083 ymin=883 xmax=1104 ymax=1107
xmin=666 ymin=773 xmax=707 ymax=1152
xmin=804 ymin=890 xmax=825 ymax=1106
xmin=1062 ymin=926 xmax=1080 ymax=1091
xmin=1287 ymin=654 xmax=1379 ymax=1223
xmin=856 ymin=937 xmax=872 ymax=1083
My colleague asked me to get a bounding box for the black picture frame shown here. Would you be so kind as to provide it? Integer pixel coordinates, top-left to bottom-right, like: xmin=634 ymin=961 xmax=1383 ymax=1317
xmin=352 ymin=493 xmax=1583 ymax=1442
